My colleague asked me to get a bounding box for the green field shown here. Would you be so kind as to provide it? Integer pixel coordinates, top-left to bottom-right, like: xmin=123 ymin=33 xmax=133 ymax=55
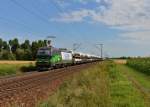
xmin=38 ymin=61 xmax=149 ymax=107
xmin=0 ymin=63 xmax=35 ymax=76
xmin=127 ymin=58 xmax=150 ymax=75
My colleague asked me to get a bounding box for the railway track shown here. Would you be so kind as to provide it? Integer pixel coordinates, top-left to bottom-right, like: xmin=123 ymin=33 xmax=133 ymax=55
xmin=0 ymin=62 xmax=97 ymax=107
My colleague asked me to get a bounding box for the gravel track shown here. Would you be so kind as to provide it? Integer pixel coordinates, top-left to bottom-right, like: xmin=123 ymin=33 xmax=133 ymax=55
xmin=0 ymin=63 xmax=97 ymax=107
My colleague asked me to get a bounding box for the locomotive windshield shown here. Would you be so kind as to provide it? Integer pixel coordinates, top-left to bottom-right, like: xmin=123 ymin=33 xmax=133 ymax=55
xmin=37 ymin=49 xmax=51 ymax=56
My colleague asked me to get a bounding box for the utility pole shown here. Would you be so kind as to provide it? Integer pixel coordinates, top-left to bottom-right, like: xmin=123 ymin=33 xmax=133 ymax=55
xmin=95 ymin=44 xmax=103 ymax=59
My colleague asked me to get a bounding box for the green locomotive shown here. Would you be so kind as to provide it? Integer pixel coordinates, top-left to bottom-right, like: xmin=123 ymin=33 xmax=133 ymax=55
xmin=36 ymin=46 xmax=73 ymax=70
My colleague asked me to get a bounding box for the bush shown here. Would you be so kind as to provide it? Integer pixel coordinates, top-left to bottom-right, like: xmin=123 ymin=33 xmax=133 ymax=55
xmin=20 ymin=64 xmax=36 ymax=72
xmin=0 ymin=50 xmax=16 ymax=60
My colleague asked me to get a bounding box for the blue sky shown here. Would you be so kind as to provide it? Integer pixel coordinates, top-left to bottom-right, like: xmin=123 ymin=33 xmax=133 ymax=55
xmin=0 ymin=0 xmax=150 ymax=57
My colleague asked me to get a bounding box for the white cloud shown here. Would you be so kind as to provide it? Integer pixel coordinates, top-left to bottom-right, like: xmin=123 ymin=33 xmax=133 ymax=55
xmin=93 ymin=0 xmax=150 ymax=30
xmin=51 ymin=0 xmax=150 ymax=48
xmin=50 ymin=9 xmax=94 ymax=22
xmin=54 ymin=0 xmax=101 ymax=6
xmin=76 ymin=0 xmax=88 ymax=4
xmin=120 ymin=31 xmax=150 ymax=44
xmin=53 ymin=0 xmax=70 ymax=8
xmin=74 ymin=0 xmax=102 ymax=4
xmin=52 ymin=0 xmax=150 ymax=30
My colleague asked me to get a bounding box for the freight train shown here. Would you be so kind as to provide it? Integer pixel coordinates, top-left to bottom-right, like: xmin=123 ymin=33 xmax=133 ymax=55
xmin=36 ymin=46 xmax=101 ymax=70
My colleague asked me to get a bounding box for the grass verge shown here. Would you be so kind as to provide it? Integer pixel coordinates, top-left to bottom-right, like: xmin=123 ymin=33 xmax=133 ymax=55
xmin=38 ymin=61 xmax=147 ymax=107
xmin=124 ymin=65 xmax=150 ymax=89
xmin=109 ymin=62 xmax=146 ymax=107
xmin=38 ymin=62 xmax=110 ymax=107
xmin=117 ymin=64 xmax=150 ymax=106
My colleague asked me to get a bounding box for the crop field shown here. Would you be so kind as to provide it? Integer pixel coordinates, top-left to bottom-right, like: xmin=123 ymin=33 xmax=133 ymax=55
xmin=38 ymin=61 xmax=150 ymax=107
xmin=0 ymin=61 xmax=35 ymax=64
xmin=127 ymin=58 xmax=150 ymax=75
xmin=0 ymin=61 xmax=35 ymax=76
xmin=113 ymin=59 xmax=127 ymax=64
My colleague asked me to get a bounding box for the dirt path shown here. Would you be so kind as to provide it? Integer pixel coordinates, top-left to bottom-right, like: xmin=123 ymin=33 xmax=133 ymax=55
xmin=118 ymin=65 xmax=150 ymax=107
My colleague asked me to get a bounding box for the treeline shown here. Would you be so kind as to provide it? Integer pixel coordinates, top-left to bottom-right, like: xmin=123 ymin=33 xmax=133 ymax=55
xmin=0 ymin=38 xmax=47 ymax=60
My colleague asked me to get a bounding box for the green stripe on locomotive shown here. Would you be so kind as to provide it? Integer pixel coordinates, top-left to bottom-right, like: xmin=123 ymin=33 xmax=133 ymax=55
xmin=36 ymin=47 xmax=73 ymax=67
xmin=50 ymin=54 xmax=73 ymax=65
xmin=50 ymin=54 xmax=62 ymax=64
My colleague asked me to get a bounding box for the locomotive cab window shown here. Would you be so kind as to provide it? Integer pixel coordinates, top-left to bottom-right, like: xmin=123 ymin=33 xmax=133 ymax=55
xmin=37 ymin=49 xmax=51 ymax=56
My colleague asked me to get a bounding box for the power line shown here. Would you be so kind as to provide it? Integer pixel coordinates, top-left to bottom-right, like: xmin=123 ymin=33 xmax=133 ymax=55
xmin=50 ymin=0 xmax=88 ymax=49
xmin=31 ymin=0 xmax=50 ymax=19
xmin=10 ymin=0 xmax=49 ymax=24
xmin=52 ymin=1 xmax=99 ymax=56
xmin=0 ymin=16 xmax=33 ymax=32
xmin=46 ymin=0 xmax=79 ymax=48
xmin=50 ymin=0 xmax=69 ymax=14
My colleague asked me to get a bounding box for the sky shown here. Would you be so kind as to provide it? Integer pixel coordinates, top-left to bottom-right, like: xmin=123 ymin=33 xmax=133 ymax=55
xmin=0 ymin=0 xmax=150 ymax=57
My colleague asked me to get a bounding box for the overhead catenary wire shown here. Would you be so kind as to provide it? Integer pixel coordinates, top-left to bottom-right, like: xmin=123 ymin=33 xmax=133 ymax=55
xmin=31 ymin=0 xmax=51 ymax=19
xmin=0 ymin=0 xmax=68 ymax=43
xmin=42 ymin=0 xmax=81 ymax=50
xmin=49 ymin=0 xmax=90 ymax=51
xmin=36 ymin=0 xmax=80 ymax=50
xmin=5 ymin=0 xmax=99 ymax=56
xmin=6 ymin=0 xmax=58 ymax=41
xmin=0 ymin=0 xmax=62 ymax=42
xmin=50 ymin=1 xmax=102 ymax=56
xmin=10 ymin=0 xmax=50 ymax=24
xmin=0 ymin=16 xmax=34 ymax=33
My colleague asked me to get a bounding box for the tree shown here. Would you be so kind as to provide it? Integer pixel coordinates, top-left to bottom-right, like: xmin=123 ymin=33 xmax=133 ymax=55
xmin=3 ymin=41 xmax=10 ymax=51
xmin=24 ymin=49 xmax=32 ymax=60
xmin=0 ymin=38 xmax=3 ymax=52
xmin=21 ymin=40 xmax=30 ymax=50
xmin=38 ymin=40 xmax=47 ymax=47
xmin=15 ymin=48 xmax=24 ymax=60
xmin=1 ymin=50 xmax=15 ymax=60
xmin=0 ymin=40 xmax=12 ymax=60
xmin=44 ymin=40 xmax=47 ymax=46
xmin=20 ymin=40 xmax=33 ymax=60
xmin=9 ymin=38 xmax=20 ymax=53
xmin=31 ymin=41 xmax=39 ymax=59
xmin=0 ymin=38 xmax=47 ymax=60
